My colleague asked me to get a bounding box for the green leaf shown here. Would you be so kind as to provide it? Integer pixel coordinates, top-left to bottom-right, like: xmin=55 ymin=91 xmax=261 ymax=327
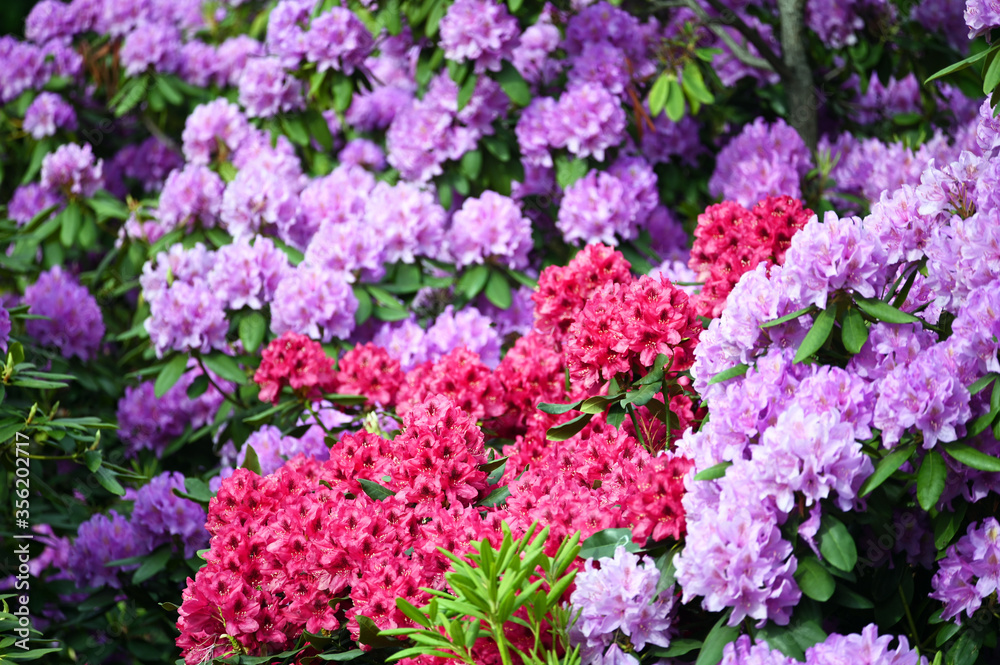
xmin=969 ymin=373 xmax=997 ymax=395
xmin=359 ymin=478 xmax=396 ymax=501
xmin=917 ymin=449 xmax=947 ymax=511
xmin=479 ymin=485 xmax=510 ymax=507
xmin=578 ymin=528 xmax=639 ymax=560
xmin=482 ymin=135 xmax=511 ymax=162
xmin=495 ymin=60 xmax=531 ymax=106
xmin=424 ymin=0 xmax=446 ymax=37
xmin=925 ymin=45 xmax=993 ymax=83
xmin=860 ymin=445 xmax=915 ymax=496
xmin=650 ymin=639 xmax=702 ymax=658
xmin=202 ymin=353 xmax=247 ymax=385
xmin=332 ymin=73 xmax=353 ymax=113
xmin=484 ymin=269 xmax=512 ymax=309
xmin=174 ymin=477 xmax=213 ymax=504
xmin=934 ymin=502 xmax=968 ymax=550
xmin=760 ymin=305 xmax=816 ymax=328
xmin=546 ymin=413 xmax=594 ymax=441
xmin=281 ymin=116 xmax=311 ymax=147
xmin=794 ymin=306 xmax=836 ymax=364
xmin=554 ymin=155 xmax=590 ymax=189
xmin=537 ymin=400 xmax=583 ymax=415
xmin=620 ymin=381 xmax=660 ymax=407
xmin=794 ymin=557 xmax=835 ymax=602
xmin=944 ymin=441 xmax=1000 ymax=472
xmin=305 ymin=109 xmax=334 ymax=151
xmin=985 ymin=47 xmax=1000 ymax=94
xmin=578 ymin=394 xmax=623 ymax=415
xmin=461 ymin=149 xmax=483 ymax=180
xmin=317 ymin=650 xmax=366 ymax=661
xmin=681 ymin=62 xmax=714 ymax=104
xmin=694 ymin=461 xmax=732 ymax=481
xmin=832 ymin=586 xmax=874 ymax=609
xmin=241 ymin=444 xmax=262 ymax=475
xmin=707 ymin=363 xmax=749 ymax=385
xmin=695 ymin=612 xmax=739 ymax=665
xmin=841 ymin=306 xmax=869 ymax=355
xmin=154 ymin=355 xmax=189 ymax=398
xmin=95 ymin=466 xmax=126 ymax=496
xmin=132 ymin=545 xmax=172 ymax=584
xmin=82 ymin=450 xmax=102 ymax=473
xmin=819 ymin=517 xmax=857 ymax=572
xmin=396 ymin=598 xmax=431 ymax=628
xmin=22 ymin=138 xmax=52 ymax=186
xmin=58 ymin=201 xmax=82 ymax=247
xmin=353 ymin=285 xmax=373 ymax=325
xmin=457 ymin=72 xmax=478 ymax=111
xmin=757 ymin=605 xmax=827 ymax=659
xmin=854 ymin=296 xmax=920 ymax=324
xmin=457 ymin=264 xmax=490 ymax=300
xmin=155 ymin=75 xmax=184 ymax=105
xmin=648 ymin=73 xmax=671 ymax=117
xmin=665 ymin=79 xmax=685 ymax=122
xmin=239 ymin=314 xmax=267 ymax=354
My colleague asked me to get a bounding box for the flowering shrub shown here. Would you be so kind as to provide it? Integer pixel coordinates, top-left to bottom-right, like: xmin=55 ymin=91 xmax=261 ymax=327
xmin=2 ymin=0 xmax=1000 ymax=664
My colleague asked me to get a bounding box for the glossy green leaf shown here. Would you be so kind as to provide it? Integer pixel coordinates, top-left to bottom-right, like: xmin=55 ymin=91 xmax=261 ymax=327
xmin=794 ymin=306 xmax=836 ymax=364
xmin=841 ymin=306 xmax=869 ymax=355
xmin=707 ymin=363 xmax=749 ymax=385
xmin=495 ymin=60 xmax=531 ymax=106
xmin=239 ymin=314 xmax=267 ymax=354
xmin=648 ymin=73 xmax=671 ymax=117
xmin=154 ymin=355 xmax=189 ymax=398
xmin=917 ymin=449 xmax=947 ymax=511
xmin=665 ymin=79 xmax=685 ymax=122
xmin=546 ymin=413 xmax=593 ymax=441
xmin=860 ymin=445 xmax=916 ymax=496
xmin=855 ymin=296 xmax=920 ymax=324
xmin=241 ymin=444 xmax=262 ymax=475
xmin=695 ymin=612 xmax=739 ymax=665
xmin=694 ymin=461 xmax=732 ymax=481
xmin=484 ymin=269 xmax=512 ymax=309
xmin=202 ymin=353 xmax=247 ymax=385
xmin=819 ymin=517 xmax=857 ymax=572
xmin=794 ymin=557 xmax=835 ymax=601
xmin=945 ymin=441 xmax=1000 ymax=472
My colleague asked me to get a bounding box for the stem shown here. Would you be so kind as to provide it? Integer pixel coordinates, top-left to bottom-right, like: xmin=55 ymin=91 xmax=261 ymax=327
xmin=626 ymin=403 xmax=647 ymax=449
xmin=305 ymin=401 xmax=332 ymax=435
xmin=195 ymin=356 xmax=247 ymax=409
xmin=492 ymin=618 xmax=515 ymax=665
xmin=899 ymin=582 xmax=920 ymax=648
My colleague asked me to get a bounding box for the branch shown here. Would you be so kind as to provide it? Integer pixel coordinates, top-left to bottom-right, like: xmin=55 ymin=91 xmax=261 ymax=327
xmin=697 ymin=0 xmax=792 ymax=79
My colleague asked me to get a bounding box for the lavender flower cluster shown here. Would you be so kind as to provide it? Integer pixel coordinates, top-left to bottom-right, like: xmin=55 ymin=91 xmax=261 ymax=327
xmin=676 ymin=97 xmax=1000 ymax=626
xmin=68 ymin=472 xmax=208 ymax=589
xmin=569 ymin=546 xmax=677 ymax=665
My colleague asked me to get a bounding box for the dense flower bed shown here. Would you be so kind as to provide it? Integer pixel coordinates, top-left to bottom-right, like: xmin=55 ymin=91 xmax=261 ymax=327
xmin=3 ymin=0 xmax=1000 ymax=664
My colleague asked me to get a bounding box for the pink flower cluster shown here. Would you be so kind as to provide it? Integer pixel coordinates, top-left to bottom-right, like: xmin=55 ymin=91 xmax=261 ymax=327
xmin=254 ymin=332 xmax=337 ymax=404
xmin=689 ymin=195 xmax=814 ymax=318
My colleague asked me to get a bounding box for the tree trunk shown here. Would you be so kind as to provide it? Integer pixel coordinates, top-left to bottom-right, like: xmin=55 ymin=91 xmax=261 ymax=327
xmin=777 ymin=0 xmax=818 ymax=151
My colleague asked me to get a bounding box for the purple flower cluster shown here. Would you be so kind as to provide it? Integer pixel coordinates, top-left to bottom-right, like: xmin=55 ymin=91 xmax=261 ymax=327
xmin=181 ymin=99 xmax=251 ymax=165
xmin=267 ymin=1 xmax=373 ymax=73
xmin=722 ymin=624 xmax=925 ymax=665
xmin=806 ymin=0 xmax=894 ymax=48
xmin=709 ymin=118 xmax=812 ymax=206
xmin=237 ymin=56 xmax=305 ymax=118
xmin=156 ymin=164 xmax=226 ymax=233
xmin=0 ymin=36 xmax=81 ymax=104
xmin=40 ymin=143 xmax=103 ymax=198
xmin=23 ymin=92 xmax=77 ymax=139
xmin=226 ymin=424 xmax=331 ymax=476
xmin=440 ymin=0 xmax=519 ymax=73
xmin=850 ymin=72 xmax=922 ymax=125
xmin=8 ymin=183 xmax=62 ymax=226
xmin=931 ymin=517 xmax=1000 ymax=622
xmin=141 ymin=243 xmax=228 ymax=357
xmin=108 ymin=137 xmax=184 ymax=195
xmin=387 ymin=73 xmax=507 ymax=181
xmin=966 ymin=0 xmax=1000 ymax=38
xmin=570 ymin=546 xmax=676 ymax=665
xmin=447 ymin=191 xmax=533 ymax=269
xmin=372 ymin=305 xmax=503 ymax=370
xmin=0 ymin=306 xmax=10 ymax=353
xmin=118 ymin=369 xmax=228 ymax=454
xmin=517 ymin=84 xmax=627 ymax=166
xmin=67 ymin=511 xmax=148 ymax=589
xmin=557 ymin=157 xmax=659 ymax=245
xmin=131 ymin=472 xmax=209 ymax=558
xmin=120 ymin=21 xmax=182 ymax=76
xmin=24 ymin=266 xmax=105 ymax=361
xmin=270 ymin=264 xmax=357 ymax=343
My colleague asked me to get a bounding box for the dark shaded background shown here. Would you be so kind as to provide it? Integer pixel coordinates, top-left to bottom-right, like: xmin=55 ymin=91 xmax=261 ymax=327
xmin=2 ymin=0 xmax=36 ymax=36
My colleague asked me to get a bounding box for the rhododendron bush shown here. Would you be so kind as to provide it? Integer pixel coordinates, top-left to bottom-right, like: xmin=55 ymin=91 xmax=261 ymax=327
xmin=3 ymin=0 xmax=1000 ymax=663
